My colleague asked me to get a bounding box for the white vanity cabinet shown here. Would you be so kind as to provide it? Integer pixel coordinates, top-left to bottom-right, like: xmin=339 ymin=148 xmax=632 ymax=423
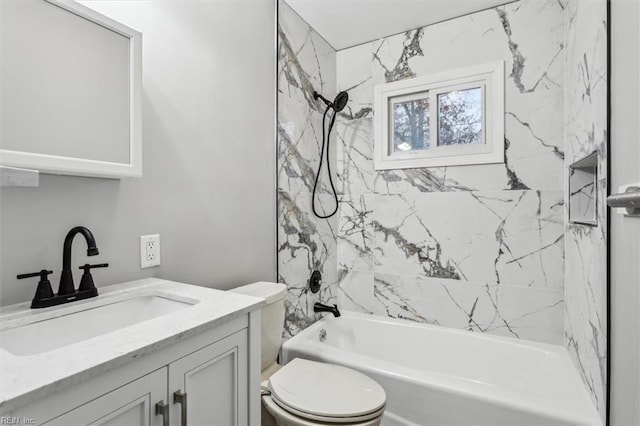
xmin=40 ymin=329 xmax=248 ymax=426
xmin=168 ymin=330 xmax=248 ymax=426
xmin=43 ymin=369 xmax=167 ymax=426
xmin=2 ymin=287 xmax=262 ymax=426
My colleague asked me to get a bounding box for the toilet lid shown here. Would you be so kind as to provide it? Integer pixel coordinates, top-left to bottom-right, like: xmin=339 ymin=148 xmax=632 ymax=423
xmin=268 ymin=358 xmax=386 ymax=419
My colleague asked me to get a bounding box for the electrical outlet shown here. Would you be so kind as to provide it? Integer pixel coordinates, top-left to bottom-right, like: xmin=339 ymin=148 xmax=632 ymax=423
xmin=140 ymin=234 xmax=161 ymax=268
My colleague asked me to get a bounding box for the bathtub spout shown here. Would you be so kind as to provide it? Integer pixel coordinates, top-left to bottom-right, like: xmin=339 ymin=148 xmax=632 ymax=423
xmin=314 ymin=302 xmax=341 ymax=317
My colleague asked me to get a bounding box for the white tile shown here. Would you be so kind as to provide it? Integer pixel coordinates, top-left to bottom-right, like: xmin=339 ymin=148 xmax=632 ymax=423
xmin=563 ymin=0 xmax=608 ymax=420
xmin=278 ymin=4 xmax=336 ymax=109
xmin=278 ymin=100 xmax=336 ymax=194
xmin=332 ymin=0 xmax=569 ymax=352
xmin=373 ymin=190 xmax=564 ymax=289
xmin=337 ymin=194 xmax=374 ymax=271
xmin=277 ymin=6 xmax=339 ymax=338
xmin=337 ymin=0 xmax=566 ymax=194
xmin=335 ymin=115 xmax=375 ymax=196
xmin=337 ymin=269 xmax=375 ymax=314
xmin=372 ymin=273 xmax=564 ymax=343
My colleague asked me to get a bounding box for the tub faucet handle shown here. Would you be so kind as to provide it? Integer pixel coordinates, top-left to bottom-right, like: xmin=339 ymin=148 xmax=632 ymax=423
xmin=309 ymin=270 xmax=322 ymax=293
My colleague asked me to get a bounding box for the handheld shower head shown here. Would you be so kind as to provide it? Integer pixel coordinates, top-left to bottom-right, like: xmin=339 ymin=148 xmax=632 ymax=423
xmin=311 ymin=90 xmax=349 ymax=219
xmin=313 ymin=91 xmax=349 ymax=112
xmin=332 ymin=91 xmax=349 ymax=112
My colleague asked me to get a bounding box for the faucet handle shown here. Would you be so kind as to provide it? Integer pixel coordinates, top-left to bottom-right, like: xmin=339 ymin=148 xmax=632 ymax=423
xmin=78 ymin=263 xmax=108 ymax=293
xmin=17 ymin=269 xmax=53 ymax=280
xmin=18 ymin=270 xmax=55 ymax=305
xmin=78 ymin=263 xmax=109 ymax=272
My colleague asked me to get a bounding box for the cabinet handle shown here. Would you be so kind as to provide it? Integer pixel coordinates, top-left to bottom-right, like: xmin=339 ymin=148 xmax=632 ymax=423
xmin=173 ymin=390 xmax=188 ymax=426
xmin=155 ymin=400 xmax=169 ymax=426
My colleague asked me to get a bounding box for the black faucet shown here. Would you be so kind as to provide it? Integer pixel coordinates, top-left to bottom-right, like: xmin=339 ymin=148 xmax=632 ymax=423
xmin=17 ymin=226 xmax=107 ymax=308
xmin=59 ymin=226 xmax=100 ymax=295
xmin=314 ymin=302 xmax=341 ymax=317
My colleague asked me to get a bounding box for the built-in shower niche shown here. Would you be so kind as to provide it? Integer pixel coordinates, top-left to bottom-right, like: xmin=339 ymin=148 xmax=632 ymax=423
xmin=569 ymin=152 xmax=598 ymax=226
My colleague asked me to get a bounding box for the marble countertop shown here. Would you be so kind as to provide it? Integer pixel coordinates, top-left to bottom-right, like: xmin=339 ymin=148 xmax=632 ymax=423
xmin=0 ymin=278 xmax=264 ymax=412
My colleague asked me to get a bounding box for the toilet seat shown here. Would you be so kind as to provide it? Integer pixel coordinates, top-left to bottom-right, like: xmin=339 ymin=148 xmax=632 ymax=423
xmin=262 ymin=395 xmax=384 ymax=426
xmin=269 ymin=396 xmax=385 ymax=424
xmin=267 ymin=358 xmax=386 ymax=423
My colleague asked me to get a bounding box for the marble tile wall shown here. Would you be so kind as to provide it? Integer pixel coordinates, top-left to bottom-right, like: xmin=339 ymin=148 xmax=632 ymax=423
xmin=277 ymin=0 xmax=606 ymax=419
xmin=277 ymin=3 xmax=338 ymax=338
xmin=335 ymin=0 xmax=567 ymax=344
xmin=563 ymin=0 xmax=608 ymax=421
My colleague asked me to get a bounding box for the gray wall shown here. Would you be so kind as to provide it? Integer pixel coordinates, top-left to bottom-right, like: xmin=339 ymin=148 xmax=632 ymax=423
xmin=0 ymin=0 xmax=276 ymax=306
xmin=610 ymin=1 xmax=640 ymax=424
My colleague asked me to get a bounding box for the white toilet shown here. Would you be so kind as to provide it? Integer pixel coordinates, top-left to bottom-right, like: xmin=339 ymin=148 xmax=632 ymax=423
xmin=231 ymin=282 xmax=386 ymax=426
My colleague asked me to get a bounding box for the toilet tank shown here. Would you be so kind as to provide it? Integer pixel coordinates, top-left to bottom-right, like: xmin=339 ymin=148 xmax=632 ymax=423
xmin=230 ymin=282 xmax=287 ymax=371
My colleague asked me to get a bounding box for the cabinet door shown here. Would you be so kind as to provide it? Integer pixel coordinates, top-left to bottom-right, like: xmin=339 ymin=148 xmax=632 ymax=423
xmin=169 ymin=329 xmax=248 ymax=426
xmin=43 ymin=368 xmax=167 ymax=426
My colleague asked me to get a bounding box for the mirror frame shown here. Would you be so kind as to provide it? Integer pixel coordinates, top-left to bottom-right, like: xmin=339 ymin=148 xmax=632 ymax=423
xmin=0 ymin=0 xmax=142 ymax=179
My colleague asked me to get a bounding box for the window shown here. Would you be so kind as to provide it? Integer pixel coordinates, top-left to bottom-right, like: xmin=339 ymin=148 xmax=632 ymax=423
xmin=374 ymin=62 xmax=504 ymax=170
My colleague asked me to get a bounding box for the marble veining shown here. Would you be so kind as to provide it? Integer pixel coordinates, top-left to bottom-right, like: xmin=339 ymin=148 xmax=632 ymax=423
xmin=334 ymin=0 xmax=566 ymax=345
xmin=374 ymin=191 xmax=564 ymax=287
xmin=278 ymin=190 xmax=338 ymax=338
xmin=372 ymin=28 xmax=424 ymax=83
xmin=337 ymin=194 xmax=374 ymax=271
xmin=372 ymin=274 xmax=564 ymax=343
xmin=563 ymin=0 xmax=608 ymax=420
xmin=336 ymin=3 xmax=565 ymax=196
xmin=278 ymin=0 xmax=606 ymax=421
xmin=278 ymin=2 xmax=606 ymax=421
xmin=277 ymin=4 xmax=338 ymax=338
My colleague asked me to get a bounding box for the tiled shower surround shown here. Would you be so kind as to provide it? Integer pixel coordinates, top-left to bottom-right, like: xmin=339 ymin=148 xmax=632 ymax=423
xmin=564 ymin=0 xmax=608 ymax=421
xmin=277 ymin=4 xmax=337 ymax=338
xmin=335 ymin=0 xmax=566 ymax=344
xmin=278 ymin=0 xmax=607 ymax=420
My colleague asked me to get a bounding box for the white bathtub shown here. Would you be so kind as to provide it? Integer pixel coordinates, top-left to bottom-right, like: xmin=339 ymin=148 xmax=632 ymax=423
xmin=281 ymin=312 xmax=601 ymax=426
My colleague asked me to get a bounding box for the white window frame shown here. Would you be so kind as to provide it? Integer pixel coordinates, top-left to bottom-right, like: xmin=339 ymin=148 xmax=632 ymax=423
xmin=374 ymin=61 xmax=504 ymax=170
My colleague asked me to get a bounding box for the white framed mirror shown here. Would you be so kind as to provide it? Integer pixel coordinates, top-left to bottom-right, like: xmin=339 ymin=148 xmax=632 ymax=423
xmin=0 ymin=0 xmax=142 ymax=178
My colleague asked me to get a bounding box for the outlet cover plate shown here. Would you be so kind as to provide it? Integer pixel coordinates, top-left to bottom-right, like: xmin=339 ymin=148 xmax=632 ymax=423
xmin=140 ymin=234 xmax=161 ymax=268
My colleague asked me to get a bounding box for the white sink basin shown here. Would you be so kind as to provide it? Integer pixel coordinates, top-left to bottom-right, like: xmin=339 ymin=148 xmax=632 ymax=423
xmin=0 ymin=295 xmax=193 ymax=356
